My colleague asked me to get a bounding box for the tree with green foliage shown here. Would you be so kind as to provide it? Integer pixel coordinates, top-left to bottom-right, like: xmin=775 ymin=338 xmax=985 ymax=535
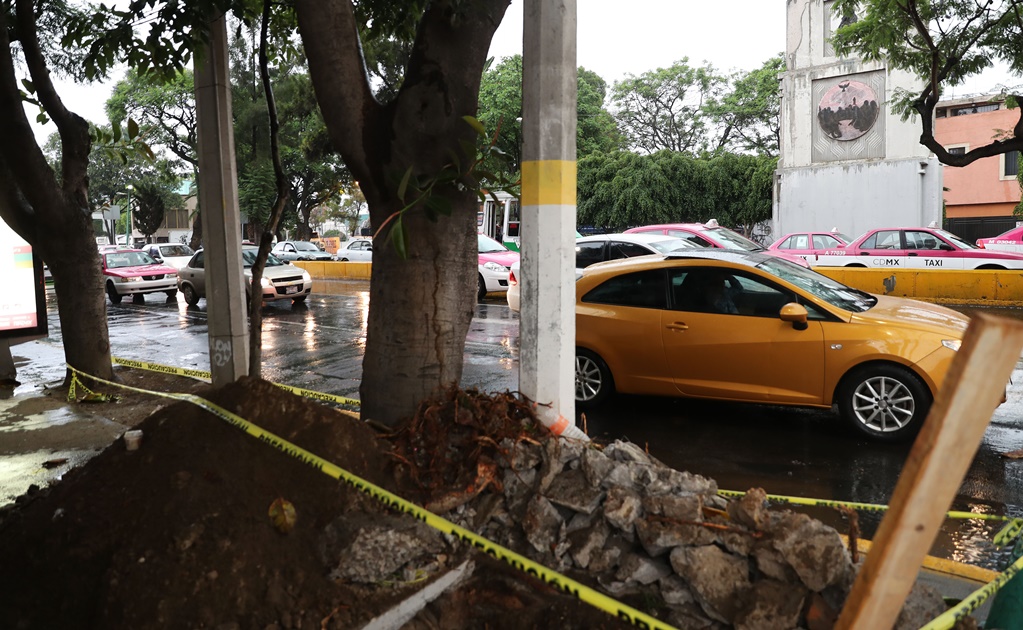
xmin=476 ymin=55 xmax=622 ymax=179
xmin=77 ymin=0 xmax=516 ymax=425
xmin=610 ymin=58 xmax=726 ymax=154
xmin=0 ymin=0 xmax=133 ymax=383
xmin=832 ymin=0 xmax=1022 ymax=166
xmin=577 ymin=150 xmax=775 ymax=233
xmin=704 ymin=55 xmax=784 ymax=157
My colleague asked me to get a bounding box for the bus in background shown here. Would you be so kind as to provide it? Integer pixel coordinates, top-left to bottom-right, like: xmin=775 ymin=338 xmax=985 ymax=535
xmin=477 ymin=191 xmax=520 ymax=252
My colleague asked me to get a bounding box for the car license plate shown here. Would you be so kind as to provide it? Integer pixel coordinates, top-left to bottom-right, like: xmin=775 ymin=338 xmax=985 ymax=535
xmin=285 ymin=285 xmax=299 ymax=294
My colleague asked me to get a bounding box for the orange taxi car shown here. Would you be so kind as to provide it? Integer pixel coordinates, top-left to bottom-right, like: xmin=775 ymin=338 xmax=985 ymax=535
xmin=574 ymin=250 xmax=971 ymax=441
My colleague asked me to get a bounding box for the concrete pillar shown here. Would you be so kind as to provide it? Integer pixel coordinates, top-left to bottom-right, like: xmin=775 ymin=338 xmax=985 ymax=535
xmin=520 ymin=0 xmax=584 ymax=439
xmin=194 ymin=14 xmax=248 ymax=384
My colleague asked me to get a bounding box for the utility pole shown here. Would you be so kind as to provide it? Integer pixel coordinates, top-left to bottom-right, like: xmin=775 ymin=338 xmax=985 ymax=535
xmin=194 ymin=13 xmax=249 ymax=384
xmin=124 ymin=184 xmax=133 ymax=246
xmin=519 ymin=0 xmax=585 ymax=440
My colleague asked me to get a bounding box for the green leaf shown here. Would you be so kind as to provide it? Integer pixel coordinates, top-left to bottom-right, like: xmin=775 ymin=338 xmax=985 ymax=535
xmin=397 ymin=166 xmax=413 ymax=202
xmin=36 ymin=112 xmax=49 ymax=125
xmin=391 ymin=216 xmax=409 ymax=260
xmin=21 ymin=79 xmax=35 ymax=94
xmin=462 ymin=115 xmax=486 ymax=136
xmin=112 ymin=124 xmax=122 ymax=143
xmin=127 ymin=118 xmax=139 ymax=140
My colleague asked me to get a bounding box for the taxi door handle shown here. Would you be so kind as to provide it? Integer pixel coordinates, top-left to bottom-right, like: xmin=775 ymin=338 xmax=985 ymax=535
xmin=666 ymin=322 xmax=689 ymax=332
xmin=908 ymin=252 xmax=918 ymax=256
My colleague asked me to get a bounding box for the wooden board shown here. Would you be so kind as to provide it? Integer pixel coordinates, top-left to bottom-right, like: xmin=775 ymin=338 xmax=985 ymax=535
xmin=836 ymin=313 xmax=1023 ymax=629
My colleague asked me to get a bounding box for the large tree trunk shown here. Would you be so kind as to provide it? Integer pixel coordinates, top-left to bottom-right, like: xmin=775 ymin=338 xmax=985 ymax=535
xmin=296 ymin=0 xmax=509 ymax=426
xmin=359 ymin=195 xmax=477 ymax=422
xmin=0 ymin=1 xmax=114 ymax=384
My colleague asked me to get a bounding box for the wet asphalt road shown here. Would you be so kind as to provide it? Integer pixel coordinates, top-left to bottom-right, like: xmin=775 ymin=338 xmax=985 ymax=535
xmin=16 ymin=281 xmax=1023 ymax=569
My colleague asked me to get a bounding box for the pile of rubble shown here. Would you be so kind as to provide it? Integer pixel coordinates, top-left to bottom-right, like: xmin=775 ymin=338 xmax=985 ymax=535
xmin=332 ymin=436 xmax=950 ymax=629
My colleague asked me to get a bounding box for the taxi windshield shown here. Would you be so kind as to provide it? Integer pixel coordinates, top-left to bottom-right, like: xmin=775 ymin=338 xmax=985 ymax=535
xmin=757 ymin=257 xmax=876 ymax=312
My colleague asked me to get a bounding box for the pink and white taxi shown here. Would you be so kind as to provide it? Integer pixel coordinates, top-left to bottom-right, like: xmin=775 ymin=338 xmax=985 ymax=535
xmin=477 ymin=233 xmax=520 ymax=301
xmin=768 ymin=229 xmax=853 ymax=261
xmin=976 ymin=225 xmax=1023 ymax=254
xmin=812 ymin=225 xmax=1023 ymax=269
xmin=624 ymin=220 xmax=812 ymax=268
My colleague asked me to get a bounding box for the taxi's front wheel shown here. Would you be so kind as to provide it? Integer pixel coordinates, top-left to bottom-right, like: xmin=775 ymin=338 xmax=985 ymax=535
xmin=837 ymin=364 xmax=931 ymax=442
xmin=575 ymin=349 xmax=614 ymax=406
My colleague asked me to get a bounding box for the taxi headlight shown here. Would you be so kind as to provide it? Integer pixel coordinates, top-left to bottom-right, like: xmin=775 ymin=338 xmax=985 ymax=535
xmin=260 ymin=277 xmax=271 ymax=288
xmin=483 ymin=261 xmax=504 ymax=272
xmin=942 ymin=339 xmax=962 ymax=352
xmin=118 ymin=276 xmax=140 ymax=283
xmin=302 ymin=271 xmax=311 ymax=282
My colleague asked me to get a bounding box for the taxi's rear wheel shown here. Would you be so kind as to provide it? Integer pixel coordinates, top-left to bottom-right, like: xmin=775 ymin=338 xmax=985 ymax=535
xmin=576 ymin=348 xmax=614 ymax=406
xmin=837 ymin=364 xmax=931 ymax=441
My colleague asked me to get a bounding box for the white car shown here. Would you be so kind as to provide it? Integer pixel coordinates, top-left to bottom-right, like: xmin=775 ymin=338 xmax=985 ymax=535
xmin=144 ymin=243 xmax=195 ymax=271
xmin=507 ymin=260 xmax=521 ymax=311
xmin=335 ymin=239 xmax=373 ymax=262
xmin=506 ymin=233 xmax=694 ymax=312
xmin=271 ymin=240 xmax=334 ymax=262
xmin=478 ymin=233 xmax=520 ymax=301
xmin=176 ymin=246 xmax=313 ymax=306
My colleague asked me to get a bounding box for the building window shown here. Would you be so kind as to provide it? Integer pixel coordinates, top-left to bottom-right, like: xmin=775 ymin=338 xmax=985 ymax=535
xmin=947 ymin=146 xmax=967 ymax=156
xmin=1004 ymin=150 xmax=1019 ymax=179
xmin=950 ymin=103 xmax=1000 ymax=116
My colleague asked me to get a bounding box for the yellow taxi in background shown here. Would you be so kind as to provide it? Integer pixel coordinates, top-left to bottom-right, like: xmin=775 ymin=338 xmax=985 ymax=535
xmin=575 ymin=250 xmax=971 ymax=441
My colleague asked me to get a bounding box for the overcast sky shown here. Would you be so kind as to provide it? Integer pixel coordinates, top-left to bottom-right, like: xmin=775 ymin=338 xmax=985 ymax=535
xmin=34 ymin=1 xmax=1017 ymax=143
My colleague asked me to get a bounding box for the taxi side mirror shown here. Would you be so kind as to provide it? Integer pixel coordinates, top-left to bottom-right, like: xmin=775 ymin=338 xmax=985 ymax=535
xmin=779 ymin=303 xmax=809 ymax=331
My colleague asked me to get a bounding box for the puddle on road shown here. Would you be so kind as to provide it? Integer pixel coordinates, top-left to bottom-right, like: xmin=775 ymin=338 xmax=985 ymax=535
xmin=0 ymin=449 xmax=103 ymax=507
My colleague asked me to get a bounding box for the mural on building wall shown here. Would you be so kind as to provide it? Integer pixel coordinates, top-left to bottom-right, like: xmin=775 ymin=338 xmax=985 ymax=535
xmin=817 ymin=80 xmax=879 ymax=141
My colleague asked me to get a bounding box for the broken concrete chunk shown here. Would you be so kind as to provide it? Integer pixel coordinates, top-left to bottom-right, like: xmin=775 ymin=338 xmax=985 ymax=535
xmin=658 ymin=574 xmax=696 ymax=606
xmin=616 ymin=552 xmax=672 ymax=586
xmin=567 ymin=519 xmax=609 ymax=569
xmin=320 ymin=514 xmax=445 ymax=584
xmin=522 ymin=494 xmax=565 ymax=554
xmin=581 ymin=447 xmax=615 ymax=488
xmin=545 ymin=468 xmax=605 ymax=515
xmin=501 ymin=467 xmax=536 ymax=515
xmin=671 ymin=545 xmax=752 ymax=625
xmin=894 ymin=582 xmax=949 ymax=630
xmin=770 ymin=513 xmax=853 ymax=591
xmin=643 ymin=494 xmax=703 ymax=520
xmin=603 ymin=485 xmax=643 ymax=532
xmin=603 ymin=441 xmax=653 ymax=464
xmin=505 ymin=439 xmax=542 ymax=471
xmin=636 ymin=516 xmax=717 ymax=556
xmin=727 ymin=487 xmax=769 ymax=529
xmin=734 ymin=578 xmax=808 ymax=630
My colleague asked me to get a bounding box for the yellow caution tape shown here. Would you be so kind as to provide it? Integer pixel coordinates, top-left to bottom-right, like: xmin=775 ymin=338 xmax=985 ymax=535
xmin=840 ymin=535 xmax=999 ymax=584
xmin=918 ymin=551 xmax=1023 ymax=630
xmin=718 ymin=489 xmax=1020 ymax=525
xmin=67 ymin=367 xmax=677 ymax=630
xmin=995 ymin=518 xmax=1023 ymax=547
xmin=111 ymin=356 xmax=361 ymax=408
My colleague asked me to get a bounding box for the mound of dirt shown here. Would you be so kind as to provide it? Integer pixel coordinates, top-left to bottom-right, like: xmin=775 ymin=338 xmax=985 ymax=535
xmin=0 ymin=371 xmax=968 ymax=629
xmin=0 ymin=375 xmax=629 ymax=629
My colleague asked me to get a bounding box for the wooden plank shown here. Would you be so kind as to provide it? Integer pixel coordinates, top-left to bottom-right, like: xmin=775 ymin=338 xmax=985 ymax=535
xmin=836 ymin=313 xmax=1023 ymax=629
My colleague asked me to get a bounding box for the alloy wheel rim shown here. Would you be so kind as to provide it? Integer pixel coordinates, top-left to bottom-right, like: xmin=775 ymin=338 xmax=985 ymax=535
xmin=852 ymin=375 xmax=915 ymax=433
xmin=575 ymin=355 xmax=602 ymax=402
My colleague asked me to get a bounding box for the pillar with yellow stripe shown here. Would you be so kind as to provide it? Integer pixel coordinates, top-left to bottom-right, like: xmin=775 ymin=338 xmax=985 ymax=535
xmin=520 ymin=0 xmax=585 ymax=440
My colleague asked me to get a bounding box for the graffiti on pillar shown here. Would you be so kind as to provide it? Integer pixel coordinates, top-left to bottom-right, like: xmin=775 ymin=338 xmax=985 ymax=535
xmin=817 ymin=80 xmax=879 ymax=141
xmin=213 ymin=339 xmax=233 ymax=367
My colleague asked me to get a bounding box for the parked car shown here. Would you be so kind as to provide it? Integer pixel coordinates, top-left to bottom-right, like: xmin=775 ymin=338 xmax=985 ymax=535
xmin=335 ymin=239 xmax=373 ymax=262
xmin=176 ymin=246 xmax=313 ymax=306
xmin=812 ymin=225 xmax=1023 ymax=269
xmin=575 ymin=233 xmax=701 ymax=271
xmin=143 ymin=243 xmax=195 ymax=271
xmin=271 ymin=240 xmax=334 ymax=262
xmin=768 ymin=229 xmax=853 ymax=263
xmin=976 ymin=225 xmax=1023 ymax=253
xmin=478 ymin=233 xmax=520 ymax=301
xmin=574 ymin=249 xmax=973 ymax=441
xmin=507 ymin=260 xmax=521 ymax=312
xmin=624 ymin=220 xmax=812 ymax=268
xmin=101 ymin=249 xmax=179 ymax=304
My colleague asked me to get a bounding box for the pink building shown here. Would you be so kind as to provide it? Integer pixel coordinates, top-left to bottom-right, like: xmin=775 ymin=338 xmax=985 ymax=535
xmin=934 ymin=96 xmax=1021 ymax=241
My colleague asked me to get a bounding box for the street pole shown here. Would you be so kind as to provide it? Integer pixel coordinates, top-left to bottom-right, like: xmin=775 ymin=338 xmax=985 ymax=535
xmin=124 ymin=184 xmax=133 ymax=246
xmin=520 ymin=0 xmax=585 ymax=440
